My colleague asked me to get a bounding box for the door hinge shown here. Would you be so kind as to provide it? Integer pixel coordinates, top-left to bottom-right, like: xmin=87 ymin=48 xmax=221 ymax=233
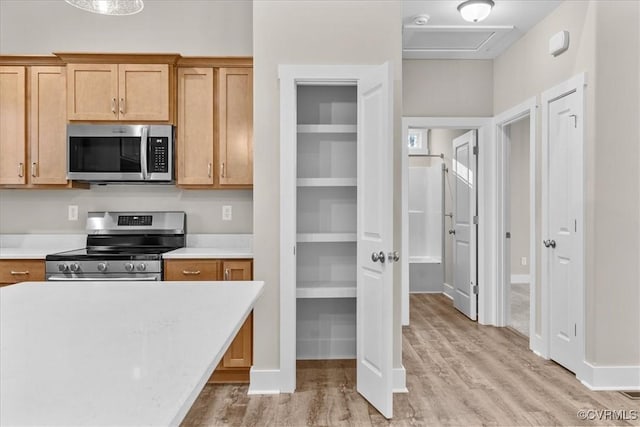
xmin=473 ymin=146 xmax=478 ymax=156
xmin=574 ymin=324 xmax=577 ymax=337
xmin=293 ymin=246 xmax=296 ymax=255
xmin=473 ymin=215 xmax=479 ymax=225
xmin=472 ymin=283 xmax=478 ymax=294
xmin=570 ymin=114 xmax=577 ymax=128
xmin=506 ymin=231 xmax=511 ymax=239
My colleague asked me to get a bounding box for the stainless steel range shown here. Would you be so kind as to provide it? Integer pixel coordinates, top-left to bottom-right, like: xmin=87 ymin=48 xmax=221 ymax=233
xmin=46 ymin=211 xmax=185 ymax=282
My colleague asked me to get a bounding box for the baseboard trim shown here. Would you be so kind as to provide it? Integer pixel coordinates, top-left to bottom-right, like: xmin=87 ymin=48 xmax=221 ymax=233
xmin=443 ymin=283 xmax=454 ymax=300
xmin=393 ymin=366 xmax=408 ymax=393
xmin=579 ymin=362 xmax=640 ymax=390
xmin=247 ymin=368 xmax=281 ymax=395
xmin=510 ymin=274 xmax=530 ymax=284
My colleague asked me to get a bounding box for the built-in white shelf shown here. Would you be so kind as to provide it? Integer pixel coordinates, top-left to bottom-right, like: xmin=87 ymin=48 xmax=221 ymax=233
xmin=296 ymin=281 xmax=357 ymax=299
xmin=297 ymin=124 xmax=357 ymax=134
xmin=296 ymin=233 xmax=356 ymax=243
xmin=408 ymin=210 xmax=424 ymax=214
xmin=297 ymin=178 xmax=357 ymax=187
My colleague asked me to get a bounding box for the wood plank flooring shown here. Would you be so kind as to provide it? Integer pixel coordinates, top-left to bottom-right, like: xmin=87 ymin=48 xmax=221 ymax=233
xmin=182 ymin=294 xmax=639 ymax=426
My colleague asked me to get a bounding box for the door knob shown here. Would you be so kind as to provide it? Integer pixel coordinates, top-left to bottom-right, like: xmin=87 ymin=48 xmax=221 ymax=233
xmin=388 ymin=251 xmax=400 ymax=262
xmin=371 ymin=251 xmax=386 ymax=263
xmin=549 ymin=240 xmax=556 ymax=248
xmin=543 ymin=239 xmax=557 ymax=248
xmin=448 ymin=229 xmax=456 ymax=235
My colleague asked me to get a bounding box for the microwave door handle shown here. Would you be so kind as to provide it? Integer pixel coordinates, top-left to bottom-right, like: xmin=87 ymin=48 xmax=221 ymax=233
xmin=140 ymin=126 xmax=149 ymax=180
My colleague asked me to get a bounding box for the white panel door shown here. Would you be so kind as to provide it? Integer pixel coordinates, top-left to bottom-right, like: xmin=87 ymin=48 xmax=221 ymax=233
xmin=452 ymin=131 xmax=477 ymax=320
xmin=546 ymin=91 xmax=580 ymax=372
xmin=356 ymin=63 xmax=394 ymax=419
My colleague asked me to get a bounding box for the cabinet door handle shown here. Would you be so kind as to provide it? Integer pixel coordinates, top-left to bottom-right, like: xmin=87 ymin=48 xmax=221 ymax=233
xmin=10 ymin=271 xmax=30 ymax=275
xmin=208 ymin=163 xmax=212 ymax=178
xmin=18 ymin=163 xmax=24 ymax=177
xmin=111 ymin=97 xmax=117 ymax=114
xmin=221 ymin=162 xmax=225 ymax=178
xmin=224 ymin=268 xmax=230 ymax=280
xmin=181 ymin=270 xmax=201 ymax=275
xmin=31 ymin=162 xmax=37 ymax=177
xmin=119 ymin=98 xmax=125 ymax=114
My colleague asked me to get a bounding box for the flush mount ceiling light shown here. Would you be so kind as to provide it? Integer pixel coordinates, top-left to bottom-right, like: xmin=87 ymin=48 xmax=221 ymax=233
xmin=64 ymin=0 xmax=144 ymax=16
xmin=457 ymin=0 xmax=495 ymax=23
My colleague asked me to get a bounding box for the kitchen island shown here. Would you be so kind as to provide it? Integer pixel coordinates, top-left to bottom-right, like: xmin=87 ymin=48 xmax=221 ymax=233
xmin=0 ymin=280 xmax=264 ymax=426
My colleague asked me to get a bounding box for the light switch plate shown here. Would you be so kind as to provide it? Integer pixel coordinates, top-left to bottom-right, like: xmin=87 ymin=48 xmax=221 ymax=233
xmin=521 ymin=257 xmax=527 ymax=266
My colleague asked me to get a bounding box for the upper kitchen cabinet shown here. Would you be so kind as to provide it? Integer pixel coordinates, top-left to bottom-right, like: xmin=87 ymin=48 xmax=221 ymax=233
xmin=218 ymin=68 xmax=253 ymax=186
xmin=0 ymin=57 xmax=81 ymax=188
xmin=176 ymin=58 xmax=253 ymax=188
xmin=0 ymin=66 xmax=26 ymax=185
xmin=57 ymin=53 xmax=180 ymax=123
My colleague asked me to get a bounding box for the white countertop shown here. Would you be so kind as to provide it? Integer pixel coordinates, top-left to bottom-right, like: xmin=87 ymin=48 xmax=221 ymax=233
xmin=163 ymin=234 xmax=253 ymax=259
xmin=0 ymin=280 xmax=264 ymax=426
xmin=0 ymin=233 xmax=253 ymax=259
xmin=0 ymin=234 xmax=85 ymax=259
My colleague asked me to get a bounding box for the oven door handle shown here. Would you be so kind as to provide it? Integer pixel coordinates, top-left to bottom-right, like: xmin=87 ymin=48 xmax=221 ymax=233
xmin=140 ymin=125 xmax=149 ymax=180
xmin=47 ymin=276 xmax=159 ymax=282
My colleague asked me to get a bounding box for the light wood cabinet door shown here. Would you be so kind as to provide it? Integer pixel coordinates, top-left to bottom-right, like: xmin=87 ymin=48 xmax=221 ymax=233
xmin=30 ymin=66 xmax=68 ymax=185
xmin=0 ymin=259 xmax=45 ymax=285
xmin=67 ymin=64 xmax=118 ymax=121
xmin=163 ymin=259 xmax=220 ymax=281
xmin=177 ymin=68 xmax=214 ymax=186
xmin=118 ymin=64 xmax=169 ymax=121
xmin=0 ymin=66 xmax=27 ymax=185
xmin=218 ymin=68 xmax=253 ymax=186
xmin=220 ymin=260 xmax=253 ymax=369
xmin=67 ymin=63 xmax=169 ymax=121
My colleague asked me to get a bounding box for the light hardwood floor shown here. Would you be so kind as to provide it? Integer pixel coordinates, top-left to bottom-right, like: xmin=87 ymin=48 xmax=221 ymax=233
xmin=182 ymin=294 xmax=639 ymax=426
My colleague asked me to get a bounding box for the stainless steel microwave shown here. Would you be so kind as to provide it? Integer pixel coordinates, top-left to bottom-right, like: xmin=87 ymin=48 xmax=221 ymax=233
xmin=67 ymin=124 xmax=174 ymax=183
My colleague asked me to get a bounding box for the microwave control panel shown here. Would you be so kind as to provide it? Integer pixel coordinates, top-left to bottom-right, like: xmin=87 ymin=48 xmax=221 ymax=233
xmin=148 ymin=137 xmax=169 ymax=173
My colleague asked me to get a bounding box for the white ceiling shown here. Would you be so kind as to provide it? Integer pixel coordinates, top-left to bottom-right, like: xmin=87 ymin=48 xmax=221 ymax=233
xmin=403 ymin=0 xmax=562 ymax=59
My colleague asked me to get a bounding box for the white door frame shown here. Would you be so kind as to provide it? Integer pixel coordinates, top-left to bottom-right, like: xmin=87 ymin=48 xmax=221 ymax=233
xmin=401 ymin=117 xmax=494 ymax=325
xmin=493 ymin=97 xmax=538 ymax=353
xmin=541 ymin=73 xmax=587 ymax=376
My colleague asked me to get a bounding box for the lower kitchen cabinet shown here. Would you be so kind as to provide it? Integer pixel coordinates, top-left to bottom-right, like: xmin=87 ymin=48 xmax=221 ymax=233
xmin=163 ymin=258 xmax=253 ymax=383
xmin=0 ymin=259 xmax=45 ymax=287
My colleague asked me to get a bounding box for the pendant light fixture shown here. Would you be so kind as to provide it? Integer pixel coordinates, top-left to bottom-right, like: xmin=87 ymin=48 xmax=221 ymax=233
xmin=65 ymin=0 xmax=144 ymax=16
xmin=457 ymin=0 xmax=495 ymax=23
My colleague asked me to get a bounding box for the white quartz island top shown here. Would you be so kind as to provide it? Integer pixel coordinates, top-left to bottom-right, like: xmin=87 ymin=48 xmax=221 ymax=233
xmin=0 ymin=280 xmax=264 ymax=426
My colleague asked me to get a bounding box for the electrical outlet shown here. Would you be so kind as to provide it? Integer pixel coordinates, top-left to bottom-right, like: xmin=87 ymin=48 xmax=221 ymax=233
xmin=521 ymin=257 xmax=527 ymax=266
xmin=222 ymin=205 xmax=232 ymax=221
xmin=68 ymin=205 xmax=78 ymax=221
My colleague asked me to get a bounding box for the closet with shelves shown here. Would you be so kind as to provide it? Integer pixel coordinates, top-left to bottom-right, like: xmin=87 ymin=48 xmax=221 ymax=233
xmin=279 ymin=64 xmax=398 ymax=418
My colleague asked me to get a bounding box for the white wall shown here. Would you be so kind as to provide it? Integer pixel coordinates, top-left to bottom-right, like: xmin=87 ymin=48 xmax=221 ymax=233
xmin=253 ymin=0 xmax=402 ymax=373
xmin=0 ymin=0 xmax=254 ymax=235
xmin=0 ymin=0 xmax=252 ymax=55
xmin=403 ymin=59 xmax=493 ymax=117
xmin=494 ymin=0 xmax=639 ymax=366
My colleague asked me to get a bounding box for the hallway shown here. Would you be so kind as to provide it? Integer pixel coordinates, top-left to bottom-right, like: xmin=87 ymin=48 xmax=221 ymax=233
xmin=183 ymin=294 xmax=638 ymax=426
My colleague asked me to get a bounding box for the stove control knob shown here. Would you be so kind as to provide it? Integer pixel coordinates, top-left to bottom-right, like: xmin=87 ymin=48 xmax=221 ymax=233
xmin=57 ymin=263 xmax=68 ymax=272
xmin=136 ymin=263 xmax=146 ymax=272
xmin=69 ymin=263 xmax=80 ymax=272
xmin=124 ymin=262 xmax=135 ymax=272
xmin=97 ymin=262 xmax=107 ymax=272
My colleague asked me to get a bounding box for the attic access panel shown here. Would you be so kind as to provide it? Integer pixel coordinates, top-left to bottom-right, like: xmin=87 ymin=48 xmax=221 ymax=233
xmin=403 ymin=25 xmax=514 ymax=59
